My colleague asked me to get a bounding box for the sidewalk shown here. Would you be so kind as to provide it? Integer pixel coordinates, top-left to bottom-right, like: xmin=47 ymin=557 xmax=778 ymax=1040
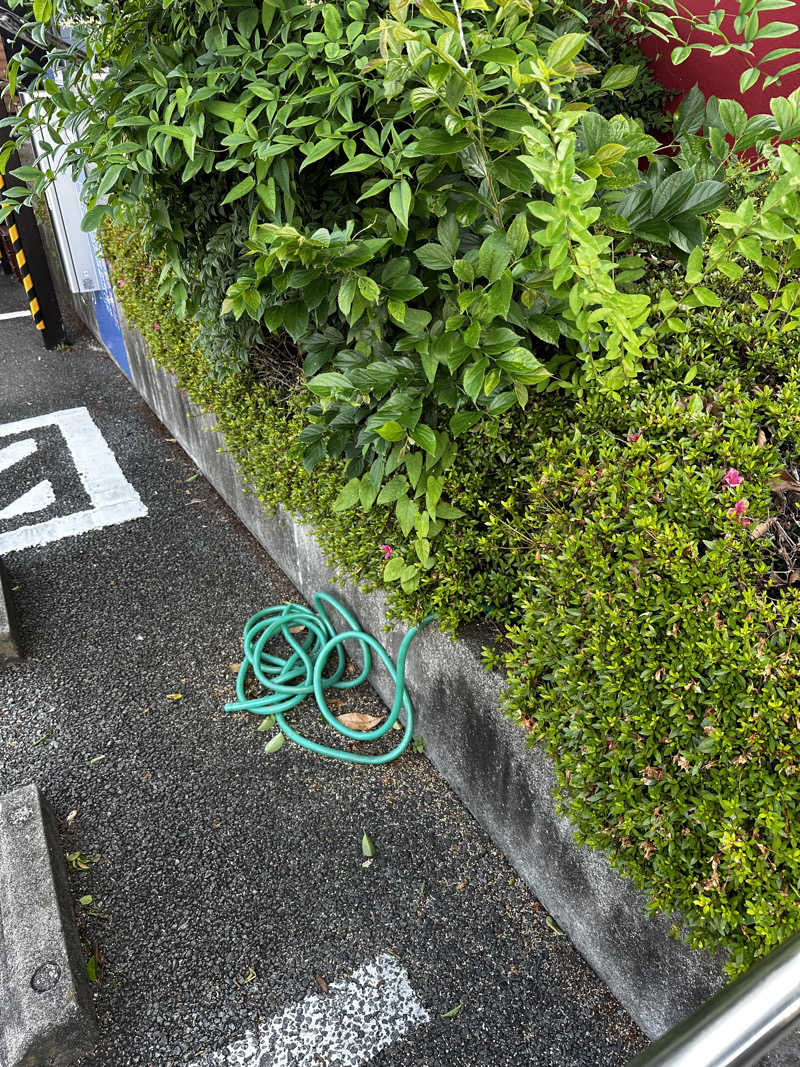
xmin=0 ymin=273 xmax=646 ymax=1066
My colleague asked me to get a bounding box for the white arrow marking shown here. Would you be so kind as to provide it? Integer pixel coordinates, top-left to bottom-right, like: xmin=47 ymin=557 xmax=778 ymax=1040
xmin=188 ymin=953 xmax=429 ymax=1066
xmin=0 ymin=438 xmax=38 ymax=473
xmin=0 ymin=480 xmax=56 ymax=521
xmin=0 ymin=407 xmax=147 ymax=554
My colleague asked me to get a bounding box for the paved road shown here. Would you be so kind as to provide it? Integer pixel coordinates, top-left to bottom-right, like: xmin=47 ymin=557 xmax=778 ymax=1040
xmin=0 ymin=272 xmax=647 ymax=1066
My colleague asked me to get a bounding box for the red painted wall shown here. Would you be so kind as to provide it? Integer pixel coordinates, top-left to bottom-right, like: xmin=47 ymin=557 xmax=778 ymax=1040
xmin=635 ymin=0 xmax=800 ymax=113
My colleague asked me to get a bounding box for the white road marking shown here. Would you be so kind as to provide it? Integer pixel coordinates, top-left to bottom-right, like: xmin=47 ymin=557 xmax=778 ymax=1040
xmin=0 ymin=480 xmax=56 ymax=520
xmin=0 ymin=310 xmax=31 ymax=321
xmin=189 ymin=953 xmax=429 ymax=1067
xmin=0 ymin=406 xmax=147 ymax=553
xmin=0 ymin=438 xmax=38 ymax=472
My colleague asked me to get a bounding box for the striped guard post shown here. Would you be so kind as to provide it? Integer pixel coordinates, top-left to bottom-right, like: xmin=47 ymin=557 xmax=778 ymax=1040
xmin=0 ymin=172 xmax=46 ymax=331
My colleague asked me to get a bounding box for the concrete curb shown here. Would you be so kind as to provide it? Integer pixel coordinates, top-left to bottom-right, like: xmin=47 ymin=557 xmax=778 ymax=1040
xmin=0 ymin=560 xmax=21 ymax=663
xmin=0 ymin=784 xmax=97 ymax=1067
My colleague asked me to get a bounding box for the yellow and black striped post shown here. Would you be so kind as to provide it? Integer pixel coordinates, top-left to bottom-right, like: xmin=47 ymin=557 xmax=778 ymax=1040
xmin=0 ymin=172 xmax=45 ymax=331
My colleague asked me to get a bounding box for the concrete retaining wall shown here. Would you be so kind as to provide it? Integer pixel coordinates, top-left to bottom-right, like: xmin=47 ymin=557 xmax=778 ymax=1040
xmin=51 ymin=256 xmax=798 ymax=1063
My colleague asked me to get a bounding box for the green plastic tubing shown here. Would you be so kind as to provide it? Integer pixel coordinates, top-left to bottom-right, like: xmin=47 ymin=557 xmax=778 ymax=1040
xmin=224 ymin=591 xmax=434 ymax=765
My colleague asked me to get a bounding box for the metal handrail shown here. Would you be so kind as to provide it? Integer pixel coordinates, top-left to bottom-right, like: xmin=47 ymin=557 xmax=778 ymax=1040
xmin=625 ymin=931 xmax=800 ymax=1067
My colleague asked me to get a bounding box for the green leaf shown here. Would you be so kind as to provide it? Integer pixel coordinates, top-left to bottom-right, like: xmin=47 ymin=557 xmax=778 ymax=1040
xmin=405 ymin=131 xmax=471 ymax=157
xmin=410 ymin=425 xmax=437 ymax=453
xmin=358 ymin=275 xmax=381 ymax=302
xmin=546 ymin=33 xmax=586 ymax=67
xmin=377 ymin=476 xmax=408 ymax=504
xmin=80 ymin=204 xmax=112 ymax=232
xmin=463 ymin=358 xmax=488 ymax=401
xmin=601 ymin=64 xmax=639 ymax=90
xmin=416 ymin=243 xmax=452 ymax=270
xmin=264 ymin=732 xmax=286 ymax=754
xmin=221 ymin=175 xmax=255 ymax=205
xmin=383 ymin=556 xmax=406 ymax=581
xmin=307 ymin=372 xmax=353 ymax=397
xmin=389 ymin=179 xmax=413 ymax=229
xmin=330 ymin=154 xmax=382 ymax=175
xmin=719 ymin=99 xmax=748 ymax=138
xmin=441 ymin=1003 xmax=463 ymax=1019
xmin=396 ymin=495 xmax=417 ymax=537
xmin=256 ymin=715 xmax=277 ymax=732
xmin=333 ymin=478 xmax=361 ymax=511
xmin=86 ymin=955 xmax=98 ymax=983
xmin=671 ymin=45 xmax=691 ymax=65
xmin=740 ymin=67 xmax=760 ymax=92
xmin=405 ymin=451 xmax=424 ymax=487
xmin=449 ymin=411 xmax=481 ymax=437
xmin=376 ymin=420 xmax=408 ymax=442
xmin=477 ymin=231 xmax=511 ymax=283
xmin=496 ymin=347 xmax=550 ymax=384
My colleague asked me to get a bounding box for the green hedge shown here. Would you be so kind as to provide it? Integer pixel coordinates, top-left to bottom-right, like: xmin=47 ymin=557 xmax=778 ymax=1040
xmin=103 ymin=222 xmax=800 ymax=975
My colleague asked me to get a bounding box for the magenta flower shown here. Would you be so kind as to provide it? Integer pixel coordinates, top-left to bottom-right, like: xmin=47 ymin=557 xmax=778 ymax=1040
xmin=118 ymin=279 xmax=125 ymax=287
xmin=722 ymin=468 xmax=744 ymax=487
xmin=627 ymin=431 xmax=641 ymax=443
xmin=153 ymin=321 xmax=160 ymax=331
xmin=727 ymin=498 xmax=749 ymax=523
xmin=380 ymin=544 xmax=392 ymax=560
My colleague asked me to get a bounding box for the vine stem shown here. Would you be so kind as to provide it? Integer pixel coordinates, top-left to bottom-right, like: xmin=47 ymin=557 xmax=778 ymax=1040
xmin=451 ymin=0 xmax=504 ymax=229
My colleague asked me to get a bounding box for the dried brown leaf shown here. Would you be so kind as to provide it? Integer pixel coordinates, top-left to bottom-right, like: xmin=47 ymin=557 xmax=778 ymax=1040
xmin=337 ymin=713 xmax=383 ymax=732
xmin=771 ymin=470 xmax=800 ymax=493
xmin=750 ymin=518 xmax=777 ymax=540
xmin=229 ymin=662 xmax=242 ymax=674
xmin=756 ymin=429 xmax=767 ymax=448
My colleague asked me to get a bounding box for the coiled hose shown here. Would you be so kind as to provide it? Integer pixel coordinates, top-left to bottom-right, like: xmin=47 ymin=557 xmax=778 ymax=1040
xmin=224 ymin=591 xmax=434 ymax=765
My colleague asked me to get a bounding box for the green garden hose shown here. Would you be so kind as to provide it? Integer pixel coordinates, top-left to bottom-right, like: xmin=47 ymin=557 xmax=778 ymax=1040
xmin=225 ymin=591 xmax=434 ymax=765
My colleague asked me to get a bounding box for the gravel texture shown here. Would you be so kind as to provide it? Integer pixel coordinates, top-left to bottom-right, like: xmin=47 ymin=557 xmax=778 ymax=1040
xmin=0 ymin=273 xmax=647 ymax=1066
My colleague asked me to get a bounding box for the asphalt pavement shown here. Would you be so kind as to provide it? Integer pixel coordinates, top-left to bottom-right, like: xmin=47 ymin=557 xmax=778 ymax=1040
xmin=0 ymin=271 xmax=647 ymax=1066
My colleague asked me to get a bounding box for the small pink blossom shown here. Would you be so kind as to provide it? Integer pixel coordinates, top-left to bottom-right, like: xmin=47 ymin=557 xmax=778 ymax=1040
xmin=627 ymin=431 xmax=641 ymax=443
xmin=722 ymin=468 xmax=744 ymax=488
xmin=117 ymin=278 xmax=125 ymax=287
xmin=153 ymin=321 xmax=160 ymax=331
xmin=727 ymin=498 xmax=749 ymax=523
xmin=380 ymin=544 xmax=392 ymax=560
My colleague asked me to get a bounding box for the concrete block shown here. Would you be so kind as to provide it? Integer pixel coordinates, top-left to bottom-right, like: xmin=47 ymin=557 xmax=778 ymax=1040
xmin=0 ymin=561 xmax=21 ymax=663
xmin=0 ymin=784 xmax=97 ymax=1067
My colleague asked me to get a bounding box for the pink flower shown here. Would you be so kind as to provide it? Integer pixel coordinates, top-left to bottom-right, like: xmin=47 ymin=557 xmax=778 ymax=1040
xmin=722 ymin=468 xmax=744 ymax=487
xmin=117 ymin=279 xmax=125 ymax=287
xmin=727 ymin=498 xmax=749 ymax=522
xmin=627 ymin=431 xmax=641 ymax=443
xmin=153 ymin=321 xmax=160 ymax=331
xmin=380 ymin=545 xmax=392 ymax=560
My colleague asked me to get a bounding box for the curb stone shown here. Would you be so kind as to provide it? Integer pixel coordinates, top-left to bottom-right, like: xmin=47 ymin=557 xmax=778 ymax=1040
xmin=0 ymin=560 xmax=21 ymax=663
xmin=0 ymin=784 xmax=97 ymax=1067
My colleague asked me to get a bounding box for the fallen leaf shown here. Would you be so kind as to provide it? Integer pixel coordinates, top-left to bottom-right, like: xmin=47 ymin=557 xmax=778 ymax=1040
xmin=441 ymin=1003 xmax=463 ymax=1019
xmin=289 ymin=626 xmax=306 ymax=634
xmin=771 ymin=470 xmax=800 ymax=493
xmin=166 ymin=693 xmax=182 ymax=701
xmin=750 ymin=517 xmax=777 ymax=540
xmin=32 ymin=733 xmax=51 ymax=747
xmin=336 ymin=713 xmax=383 ymax=733
xmin=361 ymin=831 xmax=376 ymax=858
xmin=89 ymin=755 xmax=106 ymax=765
xmin=756 ymin=429 xmax=767 ymax=447
xmin=165 ymin=437 xmax=177 ymax=443
xmin=229 ymin=662 xmax=242 ymax=674
xmin=545 ymin=915 xmax=564 ymax=935
xmin=243 ymin=966 xmax=256 ymax=984
xmin=66 ymin=810 xmax=78 ymax=828
xmin=264 ymin=732 xmax=285 ymax=755
xmin=257 ymin=715 xmax=277 ymax=732
xmin=79 ymin=895 xmax=93 ymax=906
xmin=316 ymin=974 xmax=329 ymax=993
xmin=185 ymin=473 xmax=199 ymax=482
xmin=362 ymin=857 xmax=374 ymax=869
xmin=86 ymin=956 xmax=98 ymax=983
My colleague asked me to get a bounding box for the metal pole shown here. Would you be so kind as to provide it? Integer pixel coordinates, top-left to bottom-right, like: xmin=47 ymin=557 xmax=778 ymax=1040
xmin=626 ymin=932 xmax=800 ymax=1067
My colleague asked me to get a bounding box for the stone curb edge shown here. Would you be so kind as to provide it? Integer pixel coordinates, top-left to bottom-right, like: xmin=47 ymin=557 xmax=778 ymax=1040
xmin=0 ymin=559 xmax=22 ymax=663
xmin=0 ymin=783 xmax=97 ymax=1067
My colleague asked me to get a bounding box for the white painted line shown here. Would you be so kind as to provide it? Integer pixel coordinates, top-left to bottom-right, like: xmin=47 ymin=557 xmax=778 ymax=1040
xmin=0 ymin=480 xmax=55 ymax=521
xmin=0 ymin=438 xmax=38 ymax=473
xmin=0 ymin=406 xmax=147 ymax=553
xmin=189 ymin=953 xmax=429 ymax=1066
xmin=0 ymin=310 xmax=31 ymax=321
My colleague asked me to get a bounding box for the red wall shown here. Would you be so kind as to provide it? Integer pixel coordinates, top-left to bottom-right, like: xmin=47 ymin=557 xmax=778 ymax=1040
xmin=636 ymin=0 xmax=800 ymax=114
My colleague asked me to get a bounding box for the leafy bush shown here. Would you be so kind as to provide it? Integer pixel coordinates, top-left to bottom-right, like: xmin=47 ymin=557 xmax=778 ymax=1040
xmin=6 ymin=0 xmax=800 ymax=601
